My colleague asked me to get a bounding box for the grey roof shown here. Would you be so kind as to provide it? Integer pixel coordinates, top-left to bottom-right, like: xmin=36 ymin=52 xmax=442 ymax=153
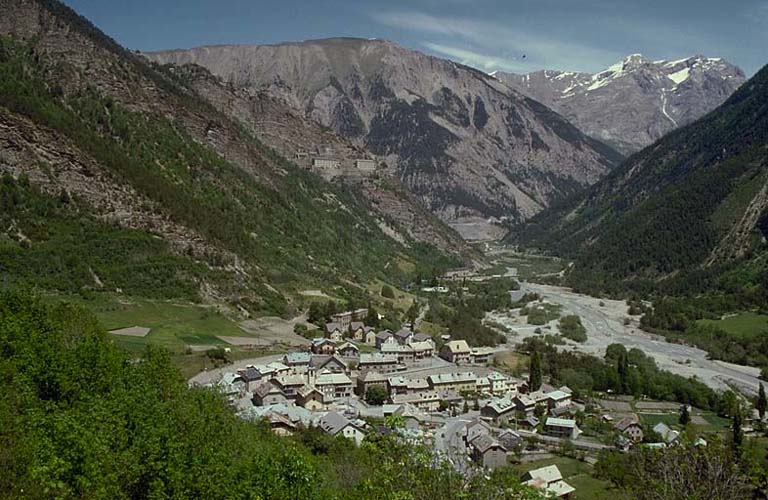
xmin=350 ymin=321 xmax=365 ymax=331
xmin=470 ymin=434 xmax=506 ymax=454
xmin=412 ymin=333 xmax=432 ymax=342
xmin=376 ymin=331 xmax=393 ymax=340
xmin=358 ymin=371 xmax=387 ymax=382
xmin=253 ymin=382 xmax=282 ymax=398
xmin=241 ymin=366 xmax=261 ymax=381
xmin=325 ymin=322 xmax=344 ymax=333
xmin=360 ymin=353 xmax=398 ymax=364
xmin=284 ymin=352 xmax=311 ymax=364
xmin=395 ymin=328 xmax=413 ymax=339
xmin=319 ymin=411 xmax=352 ymax=435
xmin=546 ymin=417 xmax=577 ymax=428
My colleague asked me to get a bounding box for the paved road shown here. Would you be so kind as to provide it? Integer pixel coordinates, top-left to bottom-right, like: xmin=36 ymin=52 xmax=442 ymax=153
xmin=511 ymin=283 xmax=761 ymax=396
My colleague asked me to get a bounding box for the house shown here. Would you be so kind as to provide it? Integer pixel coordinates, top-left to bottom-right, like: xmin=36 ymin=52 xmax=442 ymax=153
xmin=427 ymin=372 xmax=477 ymax=393
xmin=487 ymin=372 xmax=513 ymax=395
xmin=545 ymin=418 xmax=581 ymax=439
xmin=522 ymin=465 xmax=575 ymax=498
xmin=481 ymin=396 xmax=517 ymax=425
xmin=318 ymin=411 xmax=366 ymax=446
xmin=512 ymin=395 xmax=537 ymax=416
xmin=381 ymin=343 xmax=415 ymax=364
xmin=383 ymin=403 xmax=427 ymax=430
xmin=337 ymin=342 xmax=360 ymax=359
xmin=410 ymin=333 xmax=435 ymax=347
xmin=529 ymin=390 xmax=551 ymax=407
xmin=498 ymin=429 xmax=522 ymax=450
xmin=310 ymin=338 xmax=336 ymax=355
xmin=325 ymin=322 xmax=345 ymax=341
xmin=263 ymin=411 xmax=298 ymax=436
xmin=475 ymin=376 xmax=491 ymax=394
xmin=312 ymin=355 xmax=348 ymax=374
xmin=356 ymin=371 xmax=388 ymax=397
xmin=387 ymin=376 xmax=409 ymax=395
xmin=238 ymin=366 xmax=263 ymax=390
xmin=614 ymin=414 xmax=644 ymax=442
xmin=218 ymin=372 xmax=246 ymax=396
xmin=364 ymin=328 xmax=377 ymax=345
xmin=271 ymin=375 xmax=306 ymax=399
xmin=409 ymin=341 xmax=434 ymax=360
xmin=355 ymin=158 xmax=376 ymax=171
xmin=252 ymin=382 xmax=287 ymax=406
xmin=296 ymin=385 xmax=325 ymax=411
xmin=331 ymin=309 xmax=368 ymax=330
xmin=468 ymin=434 xmax=508 ymax=470
xmin=375 ymin=331 xmax=397 ymax=349
xmin=392 ymin=391 xmax=440 ymax=412
xmin=470 ymin=347 xmax=495 ymax=365
xmin=405 ymin=378 xmax=430 ymax=394
xmin=394 ymin=327 xmax=414 ymax=345
xmin=312 ymin=157 xmax=341 ymax=170
xmin=519 ymin=415 xmax=540 ymax=431
xmin=463 ymin=419 xmax=491 ymax=444
xmin=314 ymin=372 xmax=354 ymax=400
xmin=283 ymin=352 xmax=312 ymax=372
xmin=359 ymin=353 xmax=400 ymax=374
xmin=546 ymin=390 xmax=572 ymax=410
xmin=550 ymin=405 xmax=580 ymax=419
xmin=653 ymin=423 xmax=681 ymax=445
xmin=350 ymin=322 xmax=366 ymax=341
xmin=439 ymin=340 xmax=471 ymax=364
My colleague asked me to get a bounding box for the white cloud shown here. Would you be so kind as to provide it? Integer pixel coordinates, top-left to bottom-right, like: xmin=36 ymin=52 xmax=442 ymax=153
xmin=422 ymin=42 xmax=527 ymax=73
xmin=370 ymin=10 xmax=623 ymax=73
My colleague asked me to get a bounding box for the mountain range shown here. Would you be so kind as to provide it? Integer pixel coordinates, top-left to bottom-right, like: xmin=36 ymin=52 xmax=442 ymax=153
xmin=518 ymin=61 xmax=768 ymax=295
xmin=146 ymin=39 xmax=624 ymax=239
xmin=496 ymin=55 xmax=746 ymax=156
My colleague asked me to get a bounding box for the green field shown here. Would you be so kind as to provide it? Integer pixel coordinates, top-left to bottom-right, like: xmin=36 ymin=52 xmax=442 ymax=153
xmin=513 ymin=457 xmax=620 ymax=500
xmin=56 ymin=294 xmax=249 ymax=353
xmin=698 ymin=312 xmax=768 ymax=338
xmin=639 ymin=413 xmax=680 ymax=427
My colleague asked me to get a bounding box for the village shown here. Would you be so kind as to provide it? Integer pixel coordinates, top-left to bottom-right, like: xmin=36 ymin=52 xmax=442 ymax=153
xmin=198 ymin=299 xmax=750 ymax=499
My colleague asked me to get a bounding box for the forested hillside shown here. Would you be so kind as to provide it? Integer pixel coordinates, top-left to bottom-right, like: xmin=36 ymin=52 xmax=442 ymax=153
xmin=518 ymin=62 xmax=768 ymax=297
xmin=0 ymin=0 xmax=458 ymax=315
xmin=515 ymin=63 xmax=768 ymax=370
xmin=0 ymin=291 xmax=545 ymax=499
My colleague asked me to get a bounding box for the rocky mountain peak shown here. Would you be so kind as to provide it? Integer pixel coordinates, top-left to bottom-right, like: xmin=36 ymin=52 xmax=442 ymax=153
xmin=495 ymin=55 xmax=746 ymax=155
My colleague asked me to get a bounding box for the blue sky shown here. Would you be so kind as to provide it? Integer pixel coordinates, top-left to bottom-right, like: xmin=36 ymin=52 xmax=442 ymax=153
xmin=63 ymin=0 xmax=767 ymax=75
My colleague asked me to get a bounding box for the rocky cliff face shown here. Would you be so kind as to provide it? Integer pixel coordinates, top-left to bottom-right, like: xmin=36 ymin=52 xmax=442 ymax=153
xmin=496 ymin=55 xmax=746 ymax=156
xmin=147 ymin=39 xmax=623 ymax=238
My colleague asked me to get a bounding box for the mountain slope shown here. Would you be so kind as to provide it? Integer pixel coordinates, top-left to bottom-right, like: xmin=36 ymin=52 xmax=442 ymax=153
xmin=497 ymin=55 xmax=745 ymax=156
xmin=0 ymin=0 xmax=459 ymax=314
xmin=518 ymin=62 xmax=768 ymax=295
xmin=152 ymin=62 xmax=475 ymax=258
xmin=146 ymin=39 xmax=623 ymax=238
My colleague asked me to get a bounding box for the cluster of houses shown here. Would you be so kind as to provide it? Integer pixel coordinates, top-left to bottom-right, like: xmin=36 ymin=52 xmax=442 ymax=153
xmin=480 ymin=384 xmax=583 ymax=439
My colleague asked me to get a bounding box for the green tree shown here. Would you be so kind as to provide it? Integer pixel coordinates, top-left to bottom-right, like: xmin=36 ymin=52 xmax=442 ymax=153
xmin=679 ymin=405 xmax=691 ymax=426
xmin=529 ymin=350 xmax=542 ymax=392
xmin=732 ymin=406 xmax=743 ymax=459
xmin=757 ymin=383 xmax=767 ymax=420
xmin=381 ymin=285 xmax=395 ymax=299
xmin=365 ymin=385 xmax=389 ymax=406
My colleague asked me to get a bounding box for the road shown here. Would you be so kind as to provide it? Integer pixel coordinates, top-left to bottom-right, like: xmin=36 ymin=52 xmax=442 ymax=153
xmin=495 ymin=283 xmax=762 ymax=395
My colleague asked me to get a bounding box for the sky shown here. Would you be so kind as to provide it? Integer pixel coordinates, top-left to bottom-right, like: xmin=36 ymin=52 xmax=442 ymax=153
xmin=63 ymin=0 xmax=767 ymax=76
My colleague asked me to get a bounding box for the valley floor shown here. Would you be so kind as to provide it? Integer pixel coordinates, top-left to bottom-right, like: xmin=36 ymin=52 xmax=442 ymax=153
xmin=489 ymin=282 xmax=762 ymax=395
